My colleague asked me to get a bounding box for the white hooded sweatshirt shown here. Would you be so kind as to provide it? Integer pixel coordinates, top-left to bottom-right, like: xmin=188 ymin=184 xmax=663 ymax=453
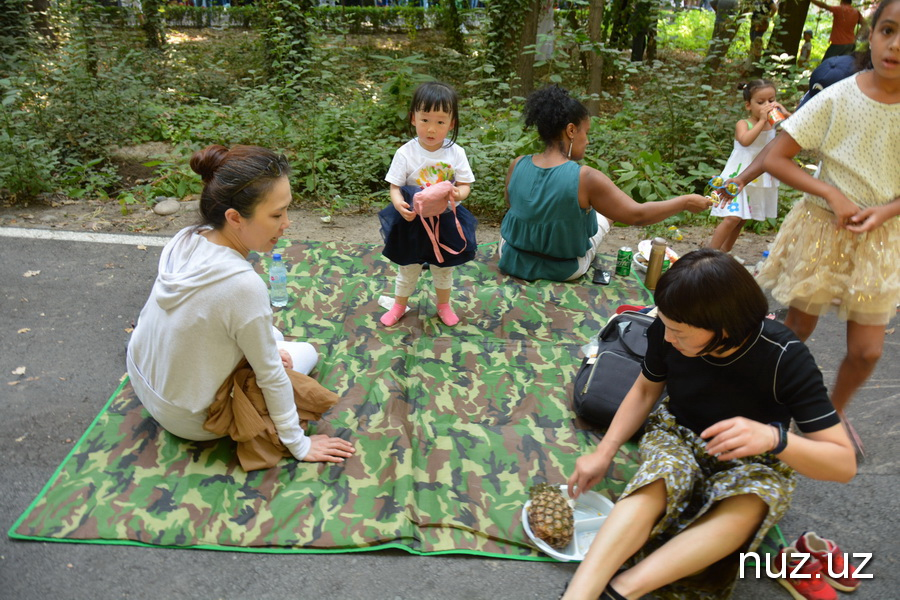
xmin=126 ymin=226 xmax=310 ymax=460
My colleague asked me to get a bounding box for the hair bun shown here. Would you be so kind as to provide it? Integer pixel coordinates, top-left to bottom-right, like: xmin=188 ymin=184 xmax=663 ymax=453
xmin=190 ymin=144 xmax=229 ymax=183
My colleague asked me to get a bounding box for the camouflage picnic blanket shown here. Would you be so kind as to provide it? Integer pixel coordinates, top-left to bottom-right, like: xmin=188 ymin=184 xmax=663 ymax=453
xmin=10 ymin=241 xmax=650 ymax=559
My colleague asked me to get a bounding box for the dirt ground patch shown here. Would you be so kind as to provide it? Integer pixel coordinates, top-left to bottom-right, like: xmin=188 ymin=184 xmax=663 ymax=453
xmin=0 ymin=193 xmax=775 ymax=270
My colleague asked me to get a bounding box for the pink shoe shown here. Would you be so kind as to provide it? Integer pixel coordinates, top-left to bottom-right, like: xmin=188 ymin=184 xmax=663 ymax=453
xmin=436 ymin=303 xmax=459 ymax=326
xmin=380 ymin=303 xmax=407 ymax=327
xmin=795 ymin=532 xmax=861 ymax=593
xmin=776 ymin=546 xmax=837 ymax=600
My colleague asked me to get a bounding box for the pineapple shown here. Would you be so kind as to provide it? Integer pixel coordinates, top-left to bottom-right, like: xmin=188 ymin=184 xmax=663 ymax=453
xmin=527 ymin=483 xmax=574 ymax=550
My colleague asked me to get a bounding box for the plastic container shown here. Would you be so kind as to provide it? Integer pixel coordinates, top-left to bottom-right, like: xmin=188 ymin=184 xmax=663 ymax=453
xmin=522 ymin=484 xmax=615 ymax=562
xmin=753 ymin=250 xmax=770 ymax=277
xmin=269 ymin=253 xmax=288 ymax=307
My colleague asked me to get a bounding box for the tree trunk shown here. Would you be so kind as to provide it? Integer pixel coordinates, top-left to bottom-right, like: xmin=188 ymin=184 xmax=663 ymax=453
xmin=586 ymin=0 xmax=605 ymax=115
xmin=705 ymin=0 xmax=740 ymax=71
xmin=768 ymin=0 xmax=811 ymax=58
xmin=140 ymin=0 xmax=166 ymax=49
xmin=512 ymin=0 xmax=542 ymax=98
xmin=442 ymin=0 xmax=466 ymax=55
xmin=29 ymin=0 xmax=53 ymax=39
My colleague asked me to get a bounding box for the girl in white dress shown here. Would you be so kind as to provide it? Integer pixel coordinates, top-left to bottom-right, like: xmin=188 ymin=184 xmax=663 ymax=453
xmin=708 ymin=79 xmax=790 ymax=253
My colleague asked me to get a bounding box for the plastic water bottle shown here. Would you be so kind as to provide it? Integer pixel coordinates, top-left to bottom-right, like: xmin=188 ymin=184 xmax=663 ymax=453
xmin=753 ymin=250 xmax=770 ymax=277
xmin=269 ymin=253 xmax=288 ymax=307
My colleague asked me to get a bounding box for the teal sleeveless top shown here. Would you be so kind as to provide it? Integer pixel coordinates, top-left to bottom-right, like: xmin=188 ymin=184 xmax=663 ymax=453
xmin=499 ymin=157 xmax=598 ymax=281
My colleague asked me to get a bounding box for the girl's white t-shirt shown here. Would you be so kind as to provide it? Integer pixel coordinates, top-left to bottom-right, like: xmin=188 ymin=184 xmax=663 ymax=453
xmin=385 ymin=138 xmax=475 ymax=189
xmin=783 ymin=73 xmax=900 ymax=210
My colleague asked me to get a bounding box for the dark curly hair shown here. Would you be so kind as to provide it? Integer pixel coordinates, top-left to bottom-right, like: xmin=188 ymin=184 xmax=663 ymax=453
xmin=189 ymin=144 xmax=291 ymax=229
xmin=523 ymin=85 xmax=590 ymax=147
xmin=654 ymin=248 xmax=769 ymax=355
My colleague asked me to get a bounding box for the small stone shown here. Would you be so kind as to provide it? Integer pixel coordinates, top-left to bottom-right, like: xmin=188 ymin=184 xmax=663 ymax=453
xmin=40 ymin=214 xmax=58 ymax=223
xmin=153 ymin=199 xmax=181 ymax=216
xmin=181 ymin=199 xmax=200 ymax=212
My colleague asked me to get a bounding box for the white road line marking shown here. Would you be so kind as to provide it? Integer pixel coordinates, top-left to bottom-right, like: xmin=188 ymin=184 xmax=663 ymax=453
xmin=0 ymin=227 xmax=169 ymax=247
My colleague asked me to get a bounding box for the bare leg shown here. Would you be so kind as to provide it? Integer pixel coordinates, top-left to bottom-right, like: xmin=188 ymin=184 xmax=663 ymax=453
xmin=562 ymin=480 xmax=667 ymax=600
xmin=721 ymin=219 xmax=746 ymax=253
xmin=708 ymin=217 xmax=743 ymax=251
xmin=611 ymin=494 xmax=768 ymax=599
xmin=830 ymin=320 xmax=885 ymax=413
xmin=783 ymin=307 xmax=818 ymax=342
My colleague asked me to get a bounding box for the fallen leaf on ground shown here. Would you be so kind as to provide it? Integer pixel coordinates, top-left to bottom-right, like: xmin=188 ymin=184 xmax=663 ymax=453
xmin=886 ymin=328 xmax=895 ymax=335
xmin=124 ymin=327 xmax=133 ymax=333
xmin=17 ymin=328 xmax=30 ymax=334
xmin=136 ymin=244 xmax=147 ymax=250
xmin=23 ymin=270 xmax=40 ymax=277
xmin=15 ymin=434 xmax=27 ymax=442
xmin=8 ymin=381 xmax=19 ymax=386
xmin=12 ymin=366 xmax=26 ymax=375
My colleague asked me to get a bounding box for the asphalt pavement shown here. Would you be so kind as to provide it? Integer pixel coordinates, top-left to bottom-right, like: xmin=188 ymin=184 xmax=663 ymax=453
xmin=1 ymin=228 xmax=896 ymax=600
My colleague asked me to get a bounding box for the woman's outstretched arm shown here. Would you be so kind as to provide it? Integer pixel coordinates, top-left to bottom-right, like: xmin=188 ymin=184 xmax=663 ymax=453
xmin=579 ymin=166 xmax=709 ymax=226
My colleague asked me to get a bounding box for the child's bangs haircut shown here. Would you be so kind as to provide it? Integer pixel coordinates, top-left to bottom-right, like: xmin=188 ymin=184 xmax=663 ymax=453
xmin=654 ymin=249 xmax=768 ymax=355
xmin=409 ymin=81 xmax=460 ymax=145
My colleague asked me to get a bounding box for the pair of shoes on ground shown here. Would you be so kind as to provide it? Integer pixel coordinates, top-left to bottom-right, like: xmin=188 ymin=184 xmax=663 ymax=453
xmin=380 ymin=303 xmax=459 ymax=327
xmin=777 ymin=531 xmax=861 ymax=599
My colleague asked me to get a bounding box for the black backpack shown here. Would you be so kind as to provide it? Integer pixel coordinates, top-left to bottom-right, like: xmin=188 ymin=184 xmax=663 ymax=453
xmin=572 ymin=311 xmax=666 ymax=438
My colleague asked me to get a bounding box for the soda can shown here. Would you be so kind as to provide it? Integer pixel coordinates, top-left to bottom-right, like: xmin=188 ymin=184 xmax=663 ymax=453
xmin=616 ymin=247 xmax=633 ymax=276
xmin=767 ymin=107 xmax=787 ymax=129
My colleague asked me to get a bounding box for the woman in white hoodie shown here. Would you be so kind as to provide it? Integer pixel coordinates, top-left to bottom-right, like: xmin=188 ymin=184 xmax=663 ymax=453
xmin=126 ymin=144 xmax=354 ymax=464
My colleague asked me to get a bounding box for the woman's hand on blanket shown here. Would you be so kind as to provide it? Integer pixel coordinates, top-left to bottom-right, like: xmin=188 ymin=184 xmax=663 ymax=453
xmin=278 ymin=349 xmax=293 ymax=370
xmin=567 ymin=451 xmax=613 ymax=499
xmin=302 ymin=434 xmax=356 ymax=463
xmin=701 ymin=417 xmax=776 ymax=461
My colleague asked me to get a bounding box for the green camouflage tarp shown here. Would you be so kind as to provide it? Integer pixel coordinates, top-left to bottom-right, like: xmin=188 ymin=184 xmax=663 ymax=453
xmin=11 ymin=241 xmax=651 ymax=559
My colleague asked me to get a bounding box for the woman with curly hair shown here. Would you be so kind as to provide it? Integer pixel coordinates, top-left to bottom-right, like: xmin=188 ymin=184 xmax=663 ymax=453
xmin=498 ymin=85 xmax=710 ymax=282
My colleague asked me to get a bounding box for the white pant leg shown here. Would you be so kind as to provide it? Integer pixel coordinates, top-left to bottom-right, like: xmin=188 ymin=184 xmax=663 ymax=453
xmin=430 ymin=265 xmax=454 ymax=290
xmin=567 ymin=211 xmax=611 ymax=281
xmin=277 ymin=341 xmax=319 ymax=375
xmin=395 ymin=263 xmax=423 ymax=298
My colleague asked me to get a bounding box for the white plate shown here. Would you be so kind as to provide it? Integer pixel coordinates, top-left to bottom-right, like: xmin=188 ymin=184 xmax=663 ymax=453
xmin=522 ymin=484 xmax=615 ymax=562
xmin=637 ymin=240 xmax=680 ymax=262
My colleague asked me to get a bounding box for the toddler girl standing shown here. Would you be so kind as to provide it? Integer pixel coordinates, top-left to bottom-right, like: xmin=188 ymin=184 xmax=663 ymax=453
xmin=757 ymin=0 xmax=900 ymax=452
xmin=708 ymin=80 xmax=790 ymax=253
xmin=379 ymin=81 xmax=477 ymax=327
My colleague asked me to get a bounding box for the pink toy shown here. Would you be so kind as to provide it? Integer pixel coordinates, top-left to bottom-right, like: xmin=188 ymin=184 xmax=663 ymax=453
xmin=412 ymin=181 xmax=468 ymax=263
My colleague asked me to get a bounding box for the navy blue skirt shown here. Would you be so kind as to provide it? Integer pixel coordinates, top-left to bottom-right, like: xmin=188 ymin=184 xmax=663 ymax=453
xmin=380 ymin=186 xmax=478 ymax=267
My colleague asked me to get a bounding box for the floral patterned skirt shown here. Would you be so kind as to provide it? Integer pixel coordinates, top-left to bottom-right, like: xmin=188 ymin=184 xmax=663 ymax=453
xmin=757 ymin=199 xmax=900 ymax=326
xmin=619 ymin=403 xmax=796 ymax=599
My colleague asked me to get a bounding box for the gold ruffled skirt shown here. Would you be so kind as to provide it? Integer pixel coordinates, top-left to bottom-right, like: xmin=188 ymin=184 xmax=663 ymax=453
xmin=757 ymin=199 xmax=900 ymax=326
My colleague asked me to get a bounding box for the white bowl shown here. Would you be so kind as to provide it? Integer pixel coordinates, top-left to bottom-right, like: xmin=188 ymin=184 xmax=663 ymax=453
xmin=522 ymin=484 xmax=615 ymax=562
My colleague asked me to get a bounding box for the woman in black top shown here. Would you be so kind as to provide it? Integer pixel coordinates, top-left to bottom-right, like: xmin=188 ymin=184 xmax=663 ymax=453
xmin=563 ymin=248 xmax=855 ymax=600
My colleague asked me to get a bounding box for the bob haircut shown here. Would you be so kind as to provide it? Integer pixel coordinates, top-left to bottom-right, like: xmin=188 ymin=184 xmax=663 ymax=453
xmin=407 ymin=81 xmax=460 ymax=146
xmin=654 ymin=248 xmax=768 ymax=355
